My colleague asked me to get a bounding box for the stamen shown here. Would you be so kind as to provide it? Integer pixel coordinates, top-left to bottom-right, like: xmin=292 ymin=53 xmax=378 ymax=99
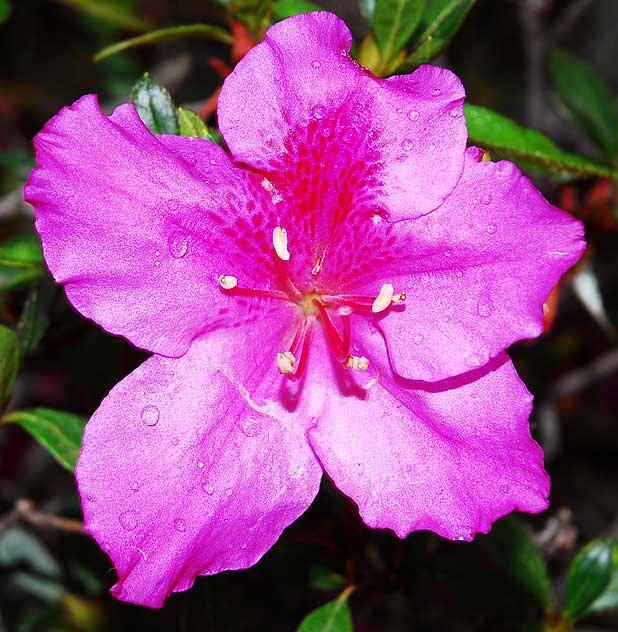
xmin=219 ymin=274 xmax=238 ymax=290
xmin=313 ymin=300 xmax=349 ymax=362
xmin=273 ymin=226 xmax=290 ymax=261
xmin=372 ymin=283 xmax=394 ymax=313
xmin=346 ymin=355 xmax=369 ymax=371
xmin=392 ymin=292 xmax=406 ymax=303
xmin=276 ymin=351 xmax=296 ymax=375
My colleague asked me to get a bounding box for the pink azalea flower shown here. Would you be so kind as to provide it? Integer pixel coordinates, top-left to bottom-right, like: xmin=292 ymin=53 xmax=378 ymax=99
xmin=25 ymin=12 xmax=584 ymax=608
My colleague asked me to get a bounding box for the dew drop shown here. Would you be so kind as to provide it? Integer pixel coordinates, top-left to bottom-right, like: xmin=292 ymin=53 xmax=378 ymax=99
xmin=342 ymin=128 xmax=355 ymax=144
xmin=431 ymin=87 xmax=442 ymax=96
xmin=413 ymin=333 xmax=424 ymax=345
xmin=224 ymin=487 xmax=233 ymax=497
xmin=119 ymin=511 xmax=138 ymax=531
xmin=240 ymin=416 xmax=262 ymax=437
xmin=311 ymin=60 xmax=321 ymax=69
xmin=166 ymin=199 xmax=179 ymax=211
xmin=486 ymin=223 xmax=497 ymax=234
xmin=401 ymin=139 xmax=414 ymax=151
xmin=321 ymin=126 xmax=332 ymax=138
xmin=202 ymin=482 xmax=215 ymax=495
xmin=408 ymin=110 xmax=419 ymax=121
xmin=312 ymin=104 xmax=326 ymax=119
xmin=396 ymin=107 xmax=404 ymax=115
xmin=449 ymin=108 xmax=460 ymax=118
xmin=500 ymin=485 xmax=510 ymax=494
xmin=455 ymin=269 xmax=463 ymax=278
xmin=154 ymin=260 xmax=161 ymax=267
xmin=86 ymin=495 xmax=96 ymax=503
xmin=197 ymin=461 xmax=205 ymax=469
xmin=443 ymin=249 xmax=452 ymax=257
xmin=174 ymin=518 xmax=187 ymax=532
xmin=168 ymin=233 xmax=189 ymax=258
xmin=480 ymin=194 xmax=492 ymax=205
xmin=141 ymin=405 xmax=159 ymax=426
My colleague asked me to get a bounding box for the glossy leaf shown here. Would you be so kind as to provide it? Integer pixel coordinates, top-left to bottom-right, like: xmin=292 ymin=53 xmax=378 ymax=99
xmin=94 ymin=24 xmax=233 ymax=62
xmin=484 ymin=516 xmax=551 ymax=610
xmin=17 ymin=283 xmax=55 ymax=355
xmin=588 ymin=543 xmax=618 ymax=614
xmin=0 ymin=0 xmax=11 ymax=24
xmin=464 ymin=103 xmax=616 ymax=179
xmin=564 ymin=539 xmax=614 ymax=621
xmin=178 ymin=108 xmax=225 ymax=146
xmin=1 ymin=408 xmax=86 ymax=471
xmin=131 ymin=73 xmax=179 ymax=136
xmin=55 ymin=0 xmax=151 ymax=32
xmin=272 ymin=0 xmax=322 ymax=20
xmin=550 ymin=49 xmax=616 ymax=159
xmin=372 ymin=0 xmax=425 ymax=58
xmin=297 ymin=589 xmax=354 ymax=632
xmin=0 ymin=234 xmax=44 ymax=269
xmin=0 ymin=325 xmax=20 ymax=408
xmin=403 ymin=0 xmax=476 ymax=68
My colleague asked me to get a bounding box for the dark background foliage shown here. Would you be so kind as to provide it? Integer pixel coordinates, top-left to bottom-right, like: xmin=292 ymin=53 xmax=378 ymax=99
xmin=1 ymin=1 xmax=618 ymax=630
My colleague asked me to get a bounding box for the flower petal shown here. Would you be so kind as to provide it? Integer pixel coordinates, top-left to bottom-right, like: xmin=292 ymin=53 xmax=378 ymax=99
xmin=218 ymin=12 xmax=467 ymax=221
xmin=77 ymin=332 xmax=321 ymax=608
xmin=356 ymin=148 xmax=585 ymax=381
xmin=308 ymin=331 xmax=549 ymax=540
xmin=25 ymin=95 xmax=291 ymax=357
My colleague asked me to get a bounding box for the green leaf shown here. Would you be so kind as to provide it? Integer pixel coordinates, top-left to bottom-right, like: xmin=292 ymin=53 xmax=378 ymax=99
xmin=1 ymin=408 xmax=86 ymax=471
xmin=94 ymin=23 xmax=233 ymax=62
xmin=359 ymin=0 xmax=375 ymax=22
xmin=55 ymin=0 xmax=152 ymax=32
xmin=308 ymin=565 xmax=346 ymax=591
xmin=0 ymin=0 xmax=11 ymax=24
xmin=131 ymin=73 xmax=179 ymax=135
xmin=0 ymin=234 xmax=44 ymax=269
xmin=178 ymin=108 xmax=224 ymax=145
xmin=550 ymin=49 xmax=616 ymax=160
xmin=464 ymin=103 xmax=617 ymax=179
xmin=0 ymin=268 xmax=45 ymax=295
xmin=297 ymin=588 xmax=354 ymax=632
xmin=272 ymin=0 xmax=321 ymax=19
xmin=17 ymin=283 xmax=55 ymax=355
xmin=484 ymin=516 xmax=551 ymax=611
xmin=564 ymin=539 xmax=614 ymax=621
xmin=373 ymin=0 xmax=425 ymax=59
xmin=0 ymin=324 xmax=20 ymax=408
xmin=588 ymin=544 xmax=618 ymax=614
xmin=403 ymin=0 xmax=476 ymax=68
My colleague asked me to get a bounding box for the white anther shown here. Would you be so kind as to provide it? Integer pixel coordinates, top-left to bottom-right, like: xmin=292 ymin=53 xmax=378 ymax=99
xmin=337 ymin=305 xmax=352 ymax=316
xmin=219 ymin=274 xmax=238 ymax=290
xmin=273 ymin=226 xmax=290 ymax=261
xmin=346 ymin=355 xmax=369 ymax=371
xmin=276 ymin=351 xmax=296 ymax=375
xmin=371 ymin=283 xmax=394 ymax=313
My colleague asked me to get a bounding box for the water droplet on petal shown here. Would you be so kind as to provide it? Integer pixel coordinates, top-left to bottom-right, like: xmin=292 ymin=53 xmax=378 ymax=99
xmin=486 ymin=223 xmax=497 ymax=234
xmin=321 ymin=126 xmax=332 ymax=138
xmin=455 ymin=269 xmax=463 ymax=278
xmin=197 ymin=461 xmax=205 ymax=469
xmin=86 ymin=495 xmax=96 ymax=503
xmin=396 ymin=107 xmax=404 ymax=115
xmin=141 ymin=405 xmax=159 ymax=426
xmin=431 ymin=87 xmax=442 ymax=96
xmin=119 ymin=511 xmax=138 ymax=531
xmin=240 ymin=416 xmax=262 ymax=437
xmin=166 ymin=199 xmax=179 ymax=211
xmin=311 ymin=60 xmax=321 ymax=69
xmin=413 ymin=334 xmax=424 ymax=345
xmin=401 ymin=139 xmax=414 ymax=151
xmin=443 ymin=249 xmax=452 ymax=257
xmin=174 ymin=518 xmax=187 ymax=532
xmin=224 ymin=487 xmax=233 ymax=497
xmin=202 ymin=483 xmax=214 ymax=495
xmin=449 ymin=108 xmax=460 ymax=118
xmin=168 ymin=233 xmax=189 ymax=258
xmin=481 ymin=194 xmax=492 ymax=205
xmin=342 ymin=128 xmax=355 ymax=144
xmin=312 ymin=105 xmax=326 ymax=119
xmin=408 ymin=110 xmax=419 ymax=121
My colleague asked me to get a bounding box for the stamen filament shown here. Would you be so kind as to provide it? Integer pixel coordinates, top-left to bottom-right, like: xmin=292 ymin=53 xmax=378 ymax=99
xmin=313 ymin=300 xmax=349 ymax=362
xmin=218 ymin=275 xmax=289 ymax=301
